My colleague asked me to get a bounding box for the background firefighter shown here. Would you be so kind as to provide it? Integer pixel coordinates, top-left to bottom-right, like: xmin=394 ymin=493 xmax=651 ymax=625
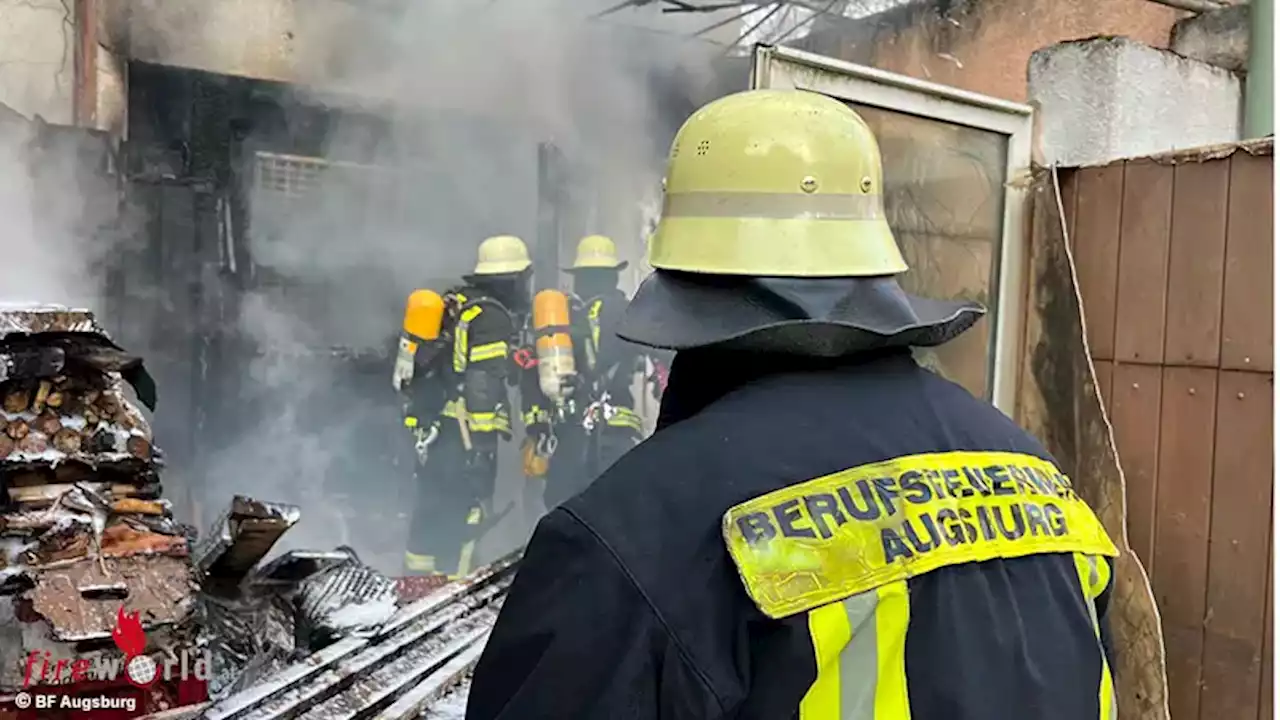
xmin=401 ymin=234 xmax=532 ymax=579
xmin=528 ymin=235 xmax=648 ymax=510
xmin=465 ymin=90 xmax=1118 ymax=720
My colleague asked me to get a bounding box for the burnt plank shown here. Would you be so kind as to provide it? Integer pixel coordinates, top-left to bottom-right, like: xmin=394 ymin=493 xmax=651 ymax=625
xmin=1221 ymin=153 xmax=1273 ymax=372
xmin=1110 ymin=362 xmax=1163 ymax=570
xmin=1200 ymin=370 xmax=1273 ymax=720
xmin=1072 ymin=165 xmax=1124 ymax=361
xmin=1114 ymin=160 xmax=1173 ymax=364
xmin=1153 ymin=367 xmax=1217 ymax=720
xmin=1165 ymin=159 xmax=1230 ymax=368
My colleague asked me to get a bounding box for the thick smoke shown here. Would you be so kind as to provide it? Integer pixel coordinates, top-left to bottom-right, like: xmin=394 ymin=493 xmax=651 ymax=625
xmin=0 ymin=109 xmax=121 ymax=309
xmin=194 ymin=0 xmax=725 ymax=572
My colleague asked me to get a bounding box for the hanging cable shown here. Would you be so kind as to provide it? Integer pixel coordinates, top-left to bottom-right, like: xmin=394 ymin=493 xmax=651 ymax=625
xmin=768 ymin=0 xmax=840 ymax=45
xmin=724 ymin=2 xmax=786 ymax=55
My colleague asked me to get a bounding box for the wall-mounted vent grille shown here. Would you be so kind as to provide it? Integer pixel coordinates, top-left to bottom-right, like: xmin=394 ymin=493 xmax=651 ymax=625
xmin=253 ymin=151 xmax=398 ymax=203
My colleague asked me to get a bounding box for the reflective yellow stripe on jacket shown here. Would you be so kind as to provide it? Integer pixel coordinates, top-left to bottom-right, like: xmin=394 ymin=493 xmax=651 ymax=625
xmin=1075 ymin=553 xmax=1118 ymax=720
xmin=722 ymin=450 xmax=1120 ymax=720
xmin=453 ymin=305 xmax=485 ymax=373
xmin=586 ymin=299 xmax=603 ymax=371
xmin=801 ymin=580 xmax=911 ymax=720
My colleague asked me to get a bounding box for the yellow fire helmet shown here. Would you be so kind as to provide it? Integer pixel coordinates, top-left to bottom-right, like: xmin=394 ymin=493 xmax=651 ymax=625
xmin=566 ymin=234 xmax=628 ymax=271
xmin=648 ymin=88 xmax=906 ymax=277
xmin=472 ymin=235 xmax=532 ymax=276
xmin=616 ymin=89 xmax=984 ymax=354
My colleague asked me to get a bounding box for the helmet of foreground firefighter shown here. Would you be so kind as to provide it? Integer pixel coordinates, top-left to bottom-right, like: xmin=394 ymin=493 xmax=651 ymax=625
xmin=615 ymin=89 xmax=985 ymax=356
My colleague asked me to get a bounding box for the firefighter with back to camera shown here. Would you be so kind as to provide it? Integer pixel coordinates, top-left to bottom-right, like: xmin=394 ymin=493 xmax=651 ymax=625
xmin=522 ymin=234 xmax=650 ymax=510
xmin=395 ymin=235 xmax=532 ymax=579
xmin=465 ymin=89 xmax=1119 ymax=720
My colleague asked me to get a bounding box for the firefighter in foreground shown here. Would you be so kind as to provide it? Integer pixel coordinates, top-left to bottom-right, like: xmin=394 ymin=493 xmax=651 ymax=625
xmin=466 ymin=90 xmax=1119 ymax=720
xmin=523 ymin=235 xmax=648 ymax=509
xmin=397 ymin=235 xmax=531 ymax=579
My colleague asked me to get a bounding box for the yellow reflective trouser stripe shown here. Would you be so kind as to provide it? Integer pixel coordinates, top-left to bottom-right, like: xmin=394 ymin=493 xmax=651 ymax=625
xmin=800 ymin=581 xmax=911 ymax=720
xmin=456 ymin=507 xmax=484 ymax=578
xmin=404 ymin=552 xmax=435 ymax=572
xmin=470 ymin=340 xmax=507 ymax=362
xmin=606 ymin=406 xmax=644 ymax=431
xmin=1074 ymin=554 xmax=1117 ymax=720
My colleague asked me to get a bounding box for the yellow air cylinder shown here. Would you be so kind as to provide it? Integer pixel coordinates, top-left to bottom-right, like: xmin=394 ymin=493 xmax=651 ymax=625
xmin=533 ymin=289 xmax=576 ymax=405
xmin=393 ymin=289 xmax=446 ymax=392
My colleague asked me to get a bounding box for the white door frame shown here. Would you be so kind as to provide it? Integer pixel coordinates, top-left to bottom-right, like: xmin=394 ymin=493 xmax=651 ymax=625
xmin=750 ymin=44 xmax=1034 ymax=414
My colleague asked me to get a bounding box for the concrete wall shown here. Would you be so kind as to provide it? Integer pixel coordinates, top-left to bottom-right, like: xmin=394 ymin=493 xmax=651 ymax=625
xmin=116 ymin=0 xmax=335 ymax=86
xmin=1030 ymin=37 xmax=1242 ymax=166
xmin=0 ymin=0 xmax=75 ymax=124
xmin=798 ymin=0 xmax=1185 ymax=103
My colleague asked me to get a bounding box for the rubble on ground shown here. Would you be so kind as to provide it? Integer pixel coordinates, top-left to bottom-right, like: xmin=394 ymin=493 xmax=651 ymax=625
xmin=0 ymin=305 xmax=505 ymax=718
xmin=192 ymin=499 xmax=403 ymax=699
xmin=192 ymin=552 xmax=517 ymax=720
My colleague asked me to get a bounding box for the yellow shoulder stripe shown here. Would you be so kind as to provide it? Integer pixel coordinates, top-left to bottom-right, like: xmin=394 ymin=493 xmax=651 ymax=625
xmin=721 ymin=450 xmax=1118 ymax=619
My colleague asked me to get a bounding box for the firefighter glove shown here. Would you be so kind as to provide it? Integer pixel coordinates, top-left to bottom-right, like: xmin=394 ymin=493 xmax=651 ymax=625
xmin=411 ymin=423 xmax=439 ymax=464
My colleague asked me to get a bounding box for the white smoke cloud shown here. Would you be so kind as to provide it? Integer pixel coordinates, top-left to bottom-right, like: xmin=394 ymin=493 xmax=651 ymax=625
xmin=181 ymin=0 xmax=728 ymax=572
xmin=0 ymin=108 xmax=120 ymax=309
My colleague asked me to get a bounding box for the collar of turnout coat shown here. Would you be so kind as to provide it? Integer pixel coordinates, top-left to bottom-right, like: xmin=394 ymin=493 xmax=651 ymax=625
xmin=656 ymin=348 xmax=918 ymax=430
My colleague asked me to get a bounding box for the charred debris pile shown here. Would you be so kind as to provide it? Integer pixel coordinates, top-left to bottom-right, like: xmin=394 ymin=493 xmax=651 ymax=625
xmin=0 ymin=305 xmax=193 ymax=693
xmin=193 ymin=497 xmax=404 ymax=696
xmin=0 ymin=306 xmax=440 ymax=708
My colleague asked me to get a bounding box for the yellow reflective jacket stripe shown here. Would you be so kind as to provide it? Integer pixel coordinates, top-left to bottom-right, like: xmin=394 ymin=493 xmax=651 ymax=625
xmin=800 ymin=580 xmax=912 ymax=720
xmin=453 ymin=305 xmax=485 ymax=373
xmin=587 ymin=299 xmax=603 ymax=371
xmin=470 ymin=340 xmax=508 ymax=363
xmin=797 ymin=552 xmax=1113 ymax=720
xmin=1075 ymin=554 xmax=1117 ymax=720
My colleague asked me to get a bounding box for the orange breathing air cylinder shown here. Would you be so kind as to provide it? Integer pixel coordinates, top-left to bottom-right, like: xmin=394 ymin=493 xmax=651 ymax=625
xmin=533 ymin=289 xmax=576 ymax=406
xmin=393 ymin=289 xmax=446 ymax=392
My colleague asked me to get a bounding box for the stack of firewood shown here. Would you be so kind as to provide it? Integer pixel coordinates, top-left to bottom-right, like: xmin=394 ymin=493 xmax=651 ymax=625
xmin=0 ymin=373 xmax=153 ymax=463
